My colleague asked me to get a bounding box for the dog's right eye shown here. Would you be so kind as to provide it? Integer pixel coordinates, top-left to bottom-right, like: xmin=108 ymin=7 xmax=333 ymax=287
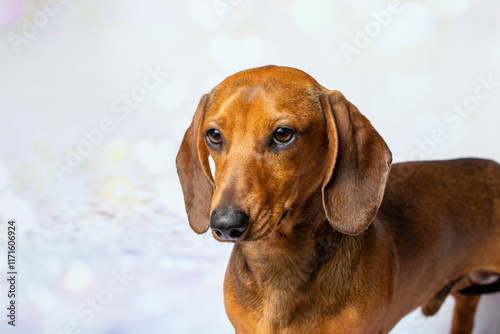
xmin=273 ymin=127 xmax=294 ymax=144
xmin=206 ymin=129 xmax=223 ymax=146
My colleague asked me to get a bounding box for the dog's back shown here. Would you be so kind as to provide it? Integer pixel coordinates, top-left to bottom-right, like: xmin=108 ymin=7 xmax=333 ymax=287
xmin=378 ymin=158 xmax=500 ymax=326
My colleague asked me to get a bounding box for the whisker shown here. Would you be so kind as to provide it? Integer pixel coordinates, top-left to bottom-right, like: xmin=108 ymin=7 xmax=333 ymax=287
xmin=261 ymin=213 xmax=280 ymax=217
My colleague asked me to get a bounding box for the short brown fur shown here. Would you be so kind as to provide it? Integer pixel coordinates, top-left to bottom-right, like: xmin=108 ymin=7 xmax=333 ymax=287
xmin=176 ymin=65 xmax=500 ymax=333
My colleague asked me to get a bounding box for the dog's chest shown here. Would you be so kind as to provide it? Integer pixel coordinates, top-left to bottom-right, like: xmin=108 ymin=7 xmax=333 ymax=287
xmin=226 ymin=253 xmax=353 ymax=333
xmin=231 ymin=287 xmax=368 ymax=334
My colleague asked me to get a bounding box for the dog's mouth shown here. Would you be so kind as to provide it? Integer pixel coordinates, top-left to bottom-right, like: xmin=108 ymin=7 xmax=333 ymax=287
xmin=276 ymin=210 xmax=288 ymax=227
xmin=242 ymin=210 xmax=289 ymax=242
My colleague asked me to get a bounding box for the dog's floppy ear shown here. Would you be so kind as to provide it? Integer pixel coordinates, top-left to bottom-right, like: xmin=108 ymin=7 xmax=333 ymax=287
xmin=320 ymin=90 xmax=392 ymax=235
xmin=176 ymin=94 xmax=215 ymax=234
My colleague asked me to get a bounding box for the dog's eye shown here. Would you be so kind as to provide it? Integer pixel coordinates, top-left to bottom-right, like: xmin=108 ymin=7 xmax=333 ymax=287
xmin=206 ymin=129 xmax=222 ymax=146
xmin=273 ymin=127 xmax=294 ymax=144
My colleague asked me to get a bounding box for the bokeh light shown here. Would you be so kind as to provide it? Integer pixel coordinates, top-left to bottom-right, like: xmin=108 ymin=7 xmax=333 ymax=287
xmin=0 ymin=0 xmax=25 ymax=26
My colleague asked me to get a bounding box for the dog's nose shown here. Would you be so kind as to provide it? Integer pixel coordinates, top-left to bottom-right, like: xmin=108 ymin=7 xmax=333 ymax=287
xmin=210 ymin=209 xmax=249 ymax=241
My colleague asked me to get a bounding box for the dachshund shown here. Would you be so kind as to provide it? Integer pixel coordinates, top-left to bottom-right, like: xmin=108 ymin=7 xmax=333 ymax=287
xmin=176 ymin=65 xmax=500 ymax=334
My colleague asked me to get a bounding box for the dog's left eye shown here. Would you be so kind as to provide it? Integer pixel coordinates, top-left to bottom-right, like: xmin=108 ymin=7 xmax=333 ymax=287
xmin=273 ymin=127 xmax=294 ymax=144
xmin=206 ymin=129 xmax=223 ymax=146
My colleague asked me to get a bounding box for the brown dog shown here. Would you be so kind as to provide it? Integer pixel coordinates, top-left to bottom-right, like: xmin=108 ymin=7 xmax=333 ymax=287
xmin=176 ymin=65 xmax=500 ymax=334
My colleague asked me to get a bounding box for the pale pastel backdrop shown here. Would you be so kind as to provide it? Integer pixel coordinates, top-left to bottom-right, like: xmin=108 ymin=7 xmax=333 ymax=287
xmin=0 ymin=0 xmax=499 ymax=333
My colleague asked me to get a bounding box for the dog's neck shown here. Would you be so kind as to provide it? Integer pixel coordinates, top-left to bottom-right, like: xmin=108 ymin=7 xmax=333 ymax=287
xmin=230 ymin=195 xmax=366 ymax=327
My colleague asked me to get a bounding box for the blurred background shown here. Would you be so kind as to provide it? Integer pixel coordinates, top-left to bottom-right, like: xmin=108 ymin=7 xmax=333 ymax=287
xmin=0 ymin=0 xmax=499 ymax=333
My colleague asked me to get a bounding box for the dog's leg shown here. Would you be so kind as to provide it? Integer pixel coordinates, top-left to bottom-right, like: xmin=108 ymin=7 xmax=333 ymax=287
xmin=450 ymin=293 xmax=480 ymax=334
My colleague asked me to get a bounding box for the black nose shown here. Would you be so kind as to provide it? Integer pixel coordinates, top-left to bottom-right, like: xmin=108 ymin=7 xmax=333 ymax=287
xmin=210 ymin=209 xmax=249 ymax=241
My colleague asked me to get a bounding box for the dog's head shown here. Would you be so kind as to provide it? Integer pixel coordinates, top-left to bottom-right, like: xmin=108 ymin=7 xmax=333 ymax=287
xmin=176 ymin=66 xmax=392 ymax=242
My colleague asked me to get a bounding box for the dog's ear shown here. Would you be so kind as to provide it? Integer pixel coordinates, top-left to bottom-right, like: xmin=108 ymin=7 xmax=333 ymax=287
xmin=319 ymin=90 xmax=392 ymax=235
xmin=176 ymin=94 xmax=215 ymax=234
